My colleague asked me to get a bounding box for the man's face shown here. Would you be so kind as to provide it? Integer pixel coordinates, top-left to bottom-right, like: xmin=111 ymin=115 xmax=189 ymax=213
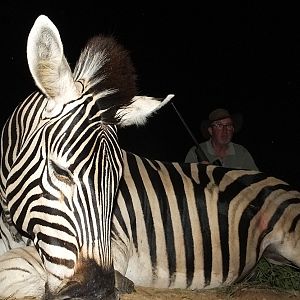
xmin=208 ymin=117 xmax=234 ymax=145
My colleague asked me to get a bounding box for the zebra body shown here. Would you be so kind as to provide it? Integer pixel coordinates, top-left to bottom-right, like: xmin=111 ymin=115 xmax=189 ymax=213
xmin=112 ymin=151 xmax=300 ymax=289
xmin=0 ymin=15 xmax=173 ymax=299
xmin=1 ymin=149 xmax=300 ymax=297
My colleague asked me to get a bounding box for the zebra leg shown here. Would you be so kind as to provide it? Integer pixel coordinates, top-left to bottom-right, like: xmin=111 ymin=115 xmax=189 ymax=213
xmin=0 ymin=246 xmax=131 ymax=299
xmin=263 ymin=228 xmax=300 ymax=269
xmin=111 ymin=214 xmax=136 ymax=294
xmin=0 ymin=246 xmax=47 ymax=299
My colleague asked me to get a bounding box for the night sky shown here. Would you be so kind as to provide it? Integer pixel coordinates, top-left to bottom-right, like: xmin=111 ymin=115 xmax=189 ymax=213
xmin=2 ymin=4 xmax=297 ymax=188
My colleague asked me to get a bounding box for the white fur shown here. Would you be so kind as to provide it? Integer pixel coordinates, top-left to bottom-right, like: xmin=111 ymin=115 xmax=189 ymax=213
xmin=117 ymin=94 xmax=174 ymax=127
xmin=27 ymin=15 xmax=80 ymax=118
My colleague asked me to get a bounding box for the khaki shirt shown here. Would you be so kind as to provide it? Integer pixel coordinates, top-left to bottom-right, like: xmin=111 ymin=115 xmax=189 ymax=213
xmin=185 ymin=140 xmax=259 ymax=171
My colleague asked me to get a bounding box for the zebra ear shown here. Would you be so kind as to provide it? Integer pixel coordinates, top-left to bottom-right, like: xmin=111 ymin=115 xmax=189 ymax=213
xmin=26 ymin=15 xmax=80 ymax=118
xmin=116 ymin=94 xmax=174 ymax=127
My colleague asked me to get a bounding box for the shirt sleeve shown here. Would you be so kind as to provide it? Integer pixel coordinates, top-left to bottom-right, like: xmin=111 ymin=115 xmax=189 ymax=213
xmin=185 ymin=146 xmax=198 ymax=163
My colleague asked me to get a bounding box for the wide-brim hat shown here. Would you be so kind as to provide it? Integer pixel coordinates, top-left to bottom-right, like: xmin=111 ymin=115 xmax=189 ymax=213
xmin=201 ymin=108 xmax=243 ymax=139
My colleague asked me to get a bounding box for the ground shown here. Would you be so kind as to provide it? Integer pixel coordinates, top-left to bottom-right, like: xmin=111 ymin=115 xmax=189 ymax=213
xmin=121 ymin=286 xmax=300 ymax=300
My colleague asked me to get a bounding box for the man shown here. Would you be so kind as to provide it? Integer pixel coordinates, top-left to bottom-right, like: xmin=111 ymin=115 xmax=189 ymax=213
xmin=185 ymin=108 xmax=258 ymax=170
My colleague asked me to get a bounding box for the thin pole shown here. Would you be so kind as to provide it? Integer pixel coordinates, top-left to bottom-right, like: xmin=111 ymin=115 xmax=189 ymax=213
xmin=171 ymin=103 xmax=209 ymax=162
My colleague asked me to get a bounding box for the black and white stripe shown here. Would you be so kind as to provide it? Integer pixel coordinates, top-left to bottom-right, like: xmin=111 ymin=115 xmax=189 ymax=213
xmin=112 ymin=151 xmax=300 ymax=289
xmin=1 ymin=149 xmax=299 ymax=297
xmin=3 ymin=13 xmax=297 ymax=299
xmin=0 ymin=14 xmax=173 ymax=299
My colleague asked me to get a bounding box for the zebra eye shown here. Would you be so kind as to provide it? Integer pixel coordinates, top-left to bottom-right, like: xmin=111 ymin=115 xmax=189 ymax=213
xmin=50 ymin=161 xmax=74 ymax=185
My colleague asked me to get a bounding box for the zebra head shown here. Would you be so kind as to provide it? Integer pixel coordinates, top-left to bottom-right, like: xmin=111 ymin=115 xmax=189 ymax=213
xmin=2 ymin=15 xmax=173 ymax=299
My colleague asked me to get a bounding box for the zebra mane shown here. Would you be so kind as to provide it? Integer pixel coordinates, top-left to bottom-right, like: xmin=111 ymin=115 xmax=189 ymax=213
xmin=73 ymin=35 xmax=138 ymax=123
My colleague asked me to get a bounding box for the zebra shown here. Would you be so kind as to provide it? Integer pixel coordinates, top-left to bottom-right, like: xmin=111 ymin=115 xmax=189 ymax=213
xmin=112 ymin=151 xmax=300 ymax=289
xmin=2 ymin=151 xmax=300 ymax=298
xmin=0 ymin=14 xmax=174 ymax=299
xmin=1 ymin=13 xmax=300 ymax=300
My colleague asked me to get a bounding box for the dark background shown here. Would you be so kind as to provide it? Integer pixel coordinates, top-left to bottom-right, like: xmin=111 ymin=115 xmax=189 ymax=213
xmin=1 ymin=4 xmax=298 ymax=188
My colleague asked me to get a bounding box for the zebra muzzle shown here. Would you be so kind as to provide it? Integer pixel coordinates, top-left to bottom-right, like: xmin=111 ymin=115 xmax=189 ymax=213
xmin=45 ymin=259 xmax=118 ymax=300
